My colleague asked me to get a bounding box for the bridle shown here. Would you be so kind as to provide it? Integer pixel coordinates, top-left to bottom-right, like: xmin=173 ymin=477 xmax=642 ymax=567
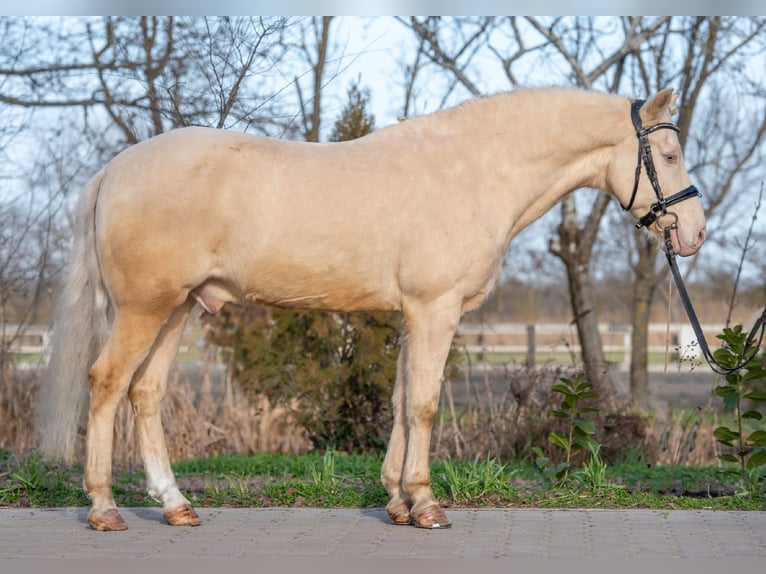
xmin=621 ymin=99 xmax=701 ymax=230
xmin=624 ymin=98 xmax=765 ymax=375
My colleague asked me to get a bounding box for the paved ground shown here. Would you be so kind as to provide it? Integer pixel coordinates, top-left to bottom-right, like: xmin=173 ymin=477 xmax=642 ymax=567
xmin=1 ymin=507 xmax=765 ymax=562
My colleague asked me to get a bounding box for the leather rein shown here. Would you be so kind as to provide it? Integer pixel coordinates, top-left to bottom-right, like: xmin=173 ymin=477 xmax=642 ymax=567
xmin=625 ymin=99 xmax=765 ymax=375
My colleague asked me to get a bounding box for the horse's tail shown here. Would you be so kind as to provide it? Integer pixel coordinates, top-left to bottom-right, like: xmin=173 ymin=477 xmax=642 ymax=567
xmin=36 ymin=169 xmax=111 ymax=464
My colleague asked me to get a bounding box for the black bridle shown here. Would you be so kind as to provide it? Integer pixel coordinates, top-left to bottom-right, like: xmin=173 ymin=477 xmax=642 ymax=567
xmin=622 ymin=99 xmax=702 ymax=229
xmin=625 ymin=99 xmax=765 ymax=375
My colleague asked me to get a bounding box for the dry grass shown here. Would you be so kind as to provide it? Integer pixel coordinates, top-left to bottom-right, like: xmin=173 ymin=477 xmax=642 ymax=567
xmin=432 ymin=361 xmax=725 ymax=467
xmin=111 ymin=366 xmax=312 ymax=465
xmin=1 ymin=360 xmax=311 ymax=465
xmin=643 ymin=403 xmax=721 ymax=467
xmin=1 ymin=358 xmax=724 ymax=468
xmin=433 ymin=363 xmax=578 ymax=461
xmin=0 ymin=364 xmax=39 ymax=456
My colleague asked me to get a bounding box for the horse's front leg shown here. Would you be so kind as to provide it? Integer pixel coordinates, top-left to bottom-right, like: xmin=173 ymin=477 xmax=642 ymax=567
xmin=381 ymin=346 xmax=411 ymax=524
xmin=400 ymin=296 xmax=460 ymax=529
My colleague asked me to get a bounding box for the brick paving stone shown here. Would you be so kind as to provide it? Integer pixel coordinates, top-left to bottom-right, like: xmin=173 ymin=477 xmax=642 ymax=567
xmin=0 ymin=507 xmax=764 ymax=562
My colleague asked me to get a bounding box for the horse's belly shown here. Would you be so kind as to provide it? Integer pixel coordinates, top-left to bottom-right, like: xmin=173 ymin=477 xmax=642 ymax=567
xmin=230 ymin=256 xmax=400 ymax=313
xmin=247 ymin=284 xmax=399 ymax=312
xmin=190 ymin=272 xmax=398 ymax=314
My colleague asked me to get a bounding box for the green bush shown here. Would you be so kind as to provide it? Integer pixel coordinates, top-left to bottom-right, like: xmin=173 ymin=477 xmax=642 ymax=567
xmin=534 ymin=373 xmax=601 ymax=485
xmin=712 ymin=325 xmax=766 ymax=495
xmin=208 ymin=305 xmax=400 ymax=453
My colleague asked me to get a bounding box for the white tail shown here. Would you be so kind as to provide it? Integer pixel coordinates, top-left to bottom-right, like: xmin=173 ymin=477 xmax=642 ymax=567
xmin=36 ymin=170 xmax=111 ymax=464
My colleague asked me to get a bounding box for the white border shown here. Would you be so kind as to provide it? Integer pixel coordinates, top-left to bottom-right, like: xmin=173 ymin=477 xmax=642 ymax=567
xmin=2 ymin=1 xmax=762 ymax=17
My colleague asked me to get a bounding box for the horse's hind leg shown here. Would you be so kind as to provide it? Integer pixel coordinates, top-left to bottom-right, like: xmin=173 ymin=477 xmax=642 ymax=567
xmin=85 ymin=302 xmax=182 ymax=531
xmin=128 ymin=297 xmax=200 ymax=527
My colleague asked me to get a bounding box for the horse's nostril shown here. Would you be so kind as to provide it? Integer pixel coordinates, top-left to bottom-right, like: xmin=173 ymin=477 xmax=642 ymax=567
xmin=697 ymin=228 xmax=706 ymax=246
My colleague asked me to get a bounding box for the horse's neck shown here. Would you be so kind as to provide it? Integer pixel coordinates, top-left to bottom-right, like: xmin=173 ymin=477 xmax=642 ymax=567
xmin=481 ymin=91 xmax=626 ymax=237
xmin=388 ymin=89 xmax=627 ymax=240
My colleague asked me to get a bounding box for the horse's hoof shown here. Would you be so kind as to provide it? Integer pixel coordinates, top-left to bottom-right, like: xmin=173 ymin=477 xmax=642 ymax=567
xmin=88 ymin=508 xmax=128 ymax=531
xmin=410 ymin=505 xmax=451 ymax=529
xmin=163 ymin=503 xmax=202 ymax=527
xmin=386 ymin=501 xmax=411 ymax=525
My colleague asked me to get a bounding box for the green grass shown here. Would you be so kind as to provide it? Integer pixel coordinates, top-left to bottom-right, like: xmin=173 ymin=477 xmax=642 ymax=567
xmin=2 ymin=450 xmax=764 ymax=511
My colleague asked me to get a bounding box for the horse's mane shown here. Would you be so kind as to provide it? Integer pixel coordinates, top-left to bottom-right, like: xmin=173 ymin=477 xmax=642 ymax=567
xmin=384 ymin=87 xmax=624 ymax=137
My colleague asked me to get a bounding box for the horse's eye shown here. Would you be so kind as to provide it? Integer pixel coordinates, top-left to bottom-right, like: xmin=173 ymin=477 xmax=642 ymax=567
xmin=665 ymin=153 xmax=678 ymax=164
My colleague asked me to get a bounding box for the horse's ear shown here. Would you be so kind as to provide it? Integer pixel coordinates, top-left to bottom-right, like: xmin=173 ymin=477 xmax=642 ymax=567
xmin=642 ymin=88 xmax=676 ymax=121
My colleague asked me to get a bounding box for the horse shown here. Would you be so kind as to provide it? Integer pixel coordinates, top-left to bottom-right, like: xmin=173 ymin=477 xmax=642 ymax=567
xmin=36 ymin=86 xmax=706 ymax=531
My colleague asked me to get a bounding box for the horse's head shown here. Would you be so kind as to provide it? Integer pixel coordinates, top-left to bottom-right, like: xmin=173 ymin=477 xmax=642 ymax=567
xmin=609 ymin=88 xmax=706 ymax=257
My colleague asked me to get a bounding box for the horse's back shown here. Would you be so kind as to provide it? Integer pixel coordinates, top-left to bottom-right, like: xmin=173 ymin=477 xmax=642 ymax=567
xmin=93 ymin=127 xmax=409 ymax=311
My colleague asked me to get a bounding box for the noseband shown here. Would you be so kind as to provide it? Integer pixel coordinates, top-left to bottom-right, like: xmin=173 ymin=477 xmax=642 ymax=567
xmin=621 ymin=99 xmax=701 ymax=229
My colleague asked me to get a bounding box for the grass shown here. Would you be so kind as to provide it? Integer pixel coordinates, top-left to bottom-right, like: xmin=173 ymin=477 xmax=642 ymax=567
xmin=1 ymin=450 xmax=764 ymax=512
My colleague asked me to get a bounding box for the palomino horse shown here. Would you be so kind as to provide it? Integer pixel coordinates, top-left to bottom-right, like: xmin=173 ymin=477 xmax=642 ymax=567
xmin=37 ymin=87 xmax=706 ymax=531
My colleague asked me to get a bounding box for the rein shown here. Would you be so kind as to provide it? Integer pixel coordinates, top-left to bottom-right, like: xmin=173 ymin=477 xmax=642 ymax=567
xmin=624 ymin=98 xmax=765 ymax=375
xmin=663 ymin=227 xmax=766 ymax=375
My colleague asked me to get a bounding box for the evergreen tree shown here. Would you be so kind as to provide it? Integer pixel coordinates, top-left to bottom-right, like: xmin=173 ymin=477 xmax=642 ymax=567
xmin=329 ymin=83 xmax=375 ymax=142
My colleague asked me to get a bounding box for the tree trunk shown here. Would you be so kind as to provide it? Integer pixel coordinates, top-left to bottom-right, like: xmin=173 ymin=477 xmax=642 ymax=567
xmin=304 ymin=16 xmax=332 ymax=143
xmin=563 ymin=248 xmax=618 ymax=407
xmin=550 ymin=195 xmax=617 ymax=407
xmin=630 ymin=235 xmax=659 ymax=410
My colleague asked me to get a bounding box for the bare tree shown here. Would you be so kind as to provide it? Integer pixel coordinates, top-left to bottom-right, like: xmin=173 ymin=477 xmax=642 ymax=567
xmin=526 ymin=17 xmax=670 ymax=403
xmin=293 ymin=16 xmax=334 ymax=142
xmin=0 ymin=155 xmax=70 ymax=381
xmin=0 ymin=21 xmax=60 ymax=381
xmin=400 ymin=16 xmax=660 ymax=399
xmin=0 ymin=17 xmax=297 ymax=149
xmin=401 ymin=16 xmax=766 ymax=407
xmin=621 ymin=17 xmax=766 ymax=408
xmin=0 ymin=16 xmax=303 ymax=383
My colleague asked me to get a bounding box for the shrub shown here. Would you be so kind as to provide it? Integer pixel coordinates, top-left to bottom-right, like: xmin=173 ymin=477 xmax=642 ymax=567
xmin=712 ymin=325 xmax=766 ymax=495
xmin=207 ymin=305 xmax=400 ymax=453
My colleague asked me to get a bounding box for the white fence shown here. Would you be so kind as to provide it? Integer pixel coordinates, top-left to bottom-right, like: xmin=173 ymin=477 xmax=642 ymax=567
xmin=5 ymin=321 xmax=724 ymax=372
xmin=456 ymin=322 xmax=724 ymax=371
xmin=1 ymin=325 xmax=50 ymax=355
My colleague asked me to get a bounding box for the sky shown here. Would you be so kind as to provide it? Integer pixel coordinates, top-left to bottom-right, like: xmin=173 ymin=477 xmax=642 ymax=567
xmin=316 ymin=18 xmax=411 ymax=131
